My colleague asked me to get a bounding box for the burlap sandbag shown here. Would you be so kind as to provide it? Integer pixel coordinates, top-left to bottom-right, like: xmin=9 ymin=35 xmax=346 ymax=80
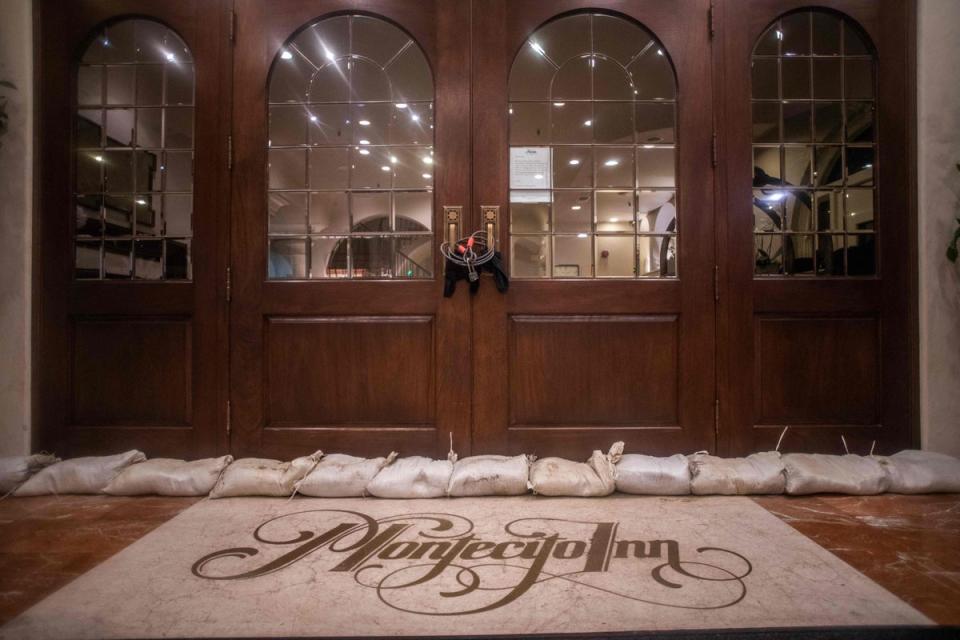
xmin=13 ymin=450 xmax=146 ymax=496
xmin=209 ymin=452 xmax=322 ymax=498
xmin=447 ymin=455 xmax=531 ymax=497
xmin=103 ymin=456 xmax=234 ymax=496
xmin=0 ymin=454 xmax=61 ymax=494
xmin=529 ymin=442 xmax=623 ymax=497
xmin=616 ymin=453 xmax=691 ymax=495
xmin=689 ymin=451 xmax=785 ymax=495
xmin=876 ymin=450 xmax=960 ymax=494
xmin=295 ymin=453 xmax=397 ymax=497
xmin=365 ymin=454 xmax=456 ymax=499
xmin=783 ymin=453 xmax=889 ymax=495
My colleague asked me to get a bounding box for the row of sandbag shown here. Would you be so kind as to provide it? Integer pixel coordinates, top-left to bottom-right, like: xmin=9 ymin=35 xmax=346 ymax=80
xmin=2 ymin=444 xmax=960 ymax=498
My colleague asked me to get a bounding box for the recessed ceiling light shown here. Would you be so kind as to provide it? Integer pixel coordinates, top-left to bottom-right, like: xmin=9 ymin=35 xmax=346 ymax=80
xmin=358 ymin=149 xmax=370 ymax=155
xmin=571 ymin=205 xmax=582 ymax=210
xmin=390 ymin=156 xmax=398 ymax=164
xmin=395 ymin=103 xmax=408 ymax=109
xmin=568 ymin=159 xmax=581 ymax=166
xmin=359 ymin=139 xmax=370 ymax=145
xmin=165 ymin=52 xmax=176 ymax=62
xmin=604 ymin=159 xmax=619 ymax=167
xmin=534 ymin=174 xmax=543 ymax=180
xmin=411 ymin=114 xmax=420 ymax=122
xmin=422 ymin=173 xmax=432 ymax=179
xmin=309 ymin=115 xmax=318 ymax=122
xmin=422 ymin=156 xmax=433 ymax=165
xmin=358 ymin=120 xmax=371 ymax=126
xmin=381 ymin=166 xmax=391 ymax=172
xmin=583 ymin=120 xmax=592 ymax=126
xmin=280 ymin=50 xmax=293 ymax=60
xmin=610 ymin=217 xmax=619 ymax=222
xmin=553 ymin=102 xmax=565 ymax=107
xmin=577 ymin=233 xmax=588 ymax=238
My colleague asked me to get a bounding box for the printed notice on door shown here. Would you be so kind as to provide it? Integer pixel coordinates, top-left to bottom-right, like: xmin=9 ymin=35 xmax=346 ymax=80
xmin=510 ymin=147 xmax=551 ymax=203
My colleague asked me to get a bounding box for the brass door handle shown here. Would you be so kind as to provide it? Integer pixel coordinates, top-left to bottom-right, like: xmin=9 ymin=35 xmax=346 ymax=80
xmin=481 ymin=205 xmax=499 ymax=251
xmin=443 ymin=206 xmax=462 ymax=245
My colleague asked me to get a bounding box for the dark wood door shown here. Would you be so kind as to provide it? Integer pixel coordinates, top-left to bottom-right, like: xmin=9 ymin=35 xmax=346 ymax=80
xmin=470 ymin=1 xmax=717 ymax=458
xmin=229 ymin=0 xmax=472 ymax=458
xmin=34 ymin=0 xmax=232 ymax=458
xmin=715 ymin=0 xmax=917 ymax=455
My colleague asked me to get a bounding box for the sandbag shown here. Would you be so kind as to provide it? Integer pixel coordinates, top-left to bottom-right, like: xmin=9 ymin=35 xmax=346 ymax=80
xmin=0 ymin=454 xmax=60 ymax=493
xmin=365 ymin=454 xmax=456 ymax=499
xmin=13 ymin=450 xmax=146 ymax=496
xmin=295 ymin=452 xmax=397 ymax=497
xmin=447 ymin=455 xmax=531 ymax=497
xmin=209 ymin=452 xmax=322 ymax=498
xmin=783 ymin=453 xmax=889 ymax=495
xmin=103 ymin=456 xmax=234 ymax=496
xmin=689 ymin=451 xmax=785 ymax=495
xmin=529 ymin=442 xmax=623 ymax=497
xmin=876 ymin=450 xmax=960 ymax=494
xmin=616 ymin=453 xmax=690 ymax=495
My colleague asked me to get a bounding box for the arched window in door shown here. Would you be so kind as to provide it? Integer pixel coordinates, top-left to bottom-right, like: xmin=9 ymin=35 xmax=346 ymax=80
xmin=266 ymin=14 xmax=434 ymax=279
xmin=74 ymin=19 xmax=195 ymax=279
xmin=508 ymin=12 xmax=678 ymax=278
xmin=751 ymin=10 xmax=876 ymax=276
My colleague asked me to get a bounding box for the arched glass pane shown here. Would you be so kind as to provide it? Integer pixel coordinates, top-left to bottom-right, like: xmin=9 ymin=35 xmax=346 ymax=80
xmin=267 ymin=15 xmax=434 ymax=279
xmin=74 ymin=19 xmax=195 ymax=280
xmin=508 ymin=13 xmax=678 ymax=278
xmin=751 ymin=10 xmax=876 ymax=277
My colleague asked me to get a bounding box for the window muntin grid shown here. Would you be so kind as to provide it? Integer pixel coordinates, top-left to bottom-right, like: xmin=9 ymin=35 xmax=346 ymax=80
xmin=751 ymin=10 xmax=876 ymax=277
xmin=74 ymin=19 xmax=194 ymax=280
xmin=508 ymin=13 xmax=678 ymax=279
xmin=266 ymin=15 xmax=434 ymax=280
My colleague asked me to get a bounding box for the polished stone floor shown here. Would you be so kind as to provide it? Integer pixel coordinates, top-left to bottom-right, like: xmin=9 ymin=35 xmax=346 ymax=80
xmin=0 ymin=494 xmax=957 ymax=629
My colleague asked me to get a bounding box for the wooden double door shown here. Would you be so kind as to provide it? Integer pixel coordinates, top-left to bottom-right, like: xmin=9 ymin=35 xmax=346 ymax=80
xmin=35 ymin=0 xmax=916 ymax=461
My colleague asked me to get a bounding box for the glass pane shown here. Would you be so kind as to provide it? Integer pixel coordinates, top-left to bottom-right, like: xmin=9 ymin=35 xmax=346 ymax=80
xmin=845 ymin=189 xmax=874 ymax=231
xmin=100 ymin=21 xmax=136 ymax=64
xmin=635 ymin=103 xmax=674 ymax=145
xmin=594 ymin=14 xmax=653 ymax=65
xmin=847 ymin=234 xmax=876 ymax=275
xmin=310 ymin=237 xmax=349 ymax=279
xmin=508 ymin=42 xmax=554 ymax=101
xmin=753 ymin=146 xmax=780 ymax=183
xmin=509 ymin=102 xmax=550 ymax=145
xmin=351 ymin=147 xmax=394 ymax=189
xmin=103 ymin=150 xmax=134 ymax=192
xmin=106 ymin=65 xmax=135 ymax=105
xmin=268 ymin=238 xmax=307 ymax=279
xmin=812 ymin=13 xmax=842 ymax=55
xmin=352 ymin=15 xmax=409 ymax=66
xmin=814 ymin=146 xmax=843 ymax=187
xmin=628 ymin=49 xmax=675 ymax=100
xmin=636 ymin=147 xmax=675 ymax=188
xmin=817 ymin=234 xmax=845 ymax=275
xmin=511 ymin=199 xmax=550 ymax=233
xmin=272 ymin=52 xmax=317 ymax=103
xmin=390 ymin=102 xmax=432 ymax=145
xmin=751 ymin=59 xmax=778 ymax=100
xmin=781 ymin=58 xmax=810 ymax=100
xmin=511 ymin=235 xmax=549 ymax=278
xmin=352 ymin=236 xmax=394 ymax=278
xmin=351 ymin=191 xmax=391 ymax=230
xmin=164 ymin=151 xmax=193 ymax=191
xmin=77 ymin=110 xmax=103 ymax=148
xmin=133 ymin=239 xmax=162 ymax=279
xmin=553 ymin=191 xmax=591 ymax=233
xmin=389 ymin=45 xmax=433 ymax=103
xmin=846 ymin=102 xmax=875 ymax=143
xmin=104 ymin=195 xmax=133 ymax=236
xmin=75 ymin=240 xmax=101 ymax=278
xmin=755 ymin=234 xmax=783 ymax=275
xmin=533 ymin=14 xmax=590 ymax=67
xmin=309 ymin=191 xmax=349 ymax=233
xmin=812 ymin=59 xmax=842 ymax=99
xmin=593 ymin=102 xmax=633 ymax=144
xmin=76 ymin=194 xmax=103 ymax=236
xmin=136 ymin=149 xmax=162 ymax=192
xmin=554 ymin=235 xmax=592 ymax=278
xmin=308 ymin=105 xmax=352 ymax=145
xmin=136 ymin=108 xmax=162 ymax=147
xmin=754 ymin=190 xmax=783 ymax=232
xmin=135 ymin=65 xmax=163 ymax=105
xmin=596 ymin=191 xmax=635 ymax=231
xmin=77 ymin=66 xmax=102 ymax=105
xmin=77 ymin=151 xmax=103 ymax=193
xmin=164 ymin=239 xmax=191 ymax=279
xmin=165 ymin=108 xmax=193 ymax=149
xmin=166 ymin=64 xmax=194 ymax=105
xmin=781 ymin=12 xmax=810 ymax=56
xmin=550 ymin=102 xmax=592 ymax=144
xmin=754 ymin=24 xmax=780 ymax=57
xmin=395 ymin=236 xmax=433 ymax=278
xmin=785 ymin=234 xmax=815 ymax=274
xmin=783 ymin=146 xmax=812 ymax=186
xmin=395 ymin=191 xmax=432 ymax=231
xmin=269 ymin=148 xmax=306 ymax=189
xmin=844 ymin=59 xmax=874 ymax=99
xmin=844 ymin=22 xmax=870 ymax=56
xmin=639 ymin=235 xmax=676 ymax=277
xmin=270 ymin=105 xmax=308 ymax=147
xmin=103 ymin=239 xmax=132 ymax=278
xmin=813 ymin=190 xmax=842 ymax=231
xmin=553 ymin=146 xmax=593 ymax=188
xmin=637 ymin=191 xmax=677 ymax=234
xmin=813 ymin=102 xmax=842 ymax=142
xmin=105 ymin=109 xmax=134 ymax=147
xmin=391 ymin=147 xmax=434 ymax=189
xmin=846 ymin=147 xmax=874 ymax=186
xmin=595 ymin=147 xmax=634 ymax=188
xmin=135 ymin=194 xmax=160 ymax=236
xmin=551 ymin=57 xmax=592 ymax=101
xmin=596 ymin=235 xmax=634 ymax=277
xmin=269 ymin=192 xmax=306 ymax=235
xmin=593 ymin=57 xmax=634 ymax=101
xmin=752 ymin=102 xmax=780 ymax=143
xmin=782 ymin=102 xmax=812 ymax=143
xmin=351 ymin=58 xmax=391 ymax=102
xmin=783 ymin=191 xmax=814 ymax=232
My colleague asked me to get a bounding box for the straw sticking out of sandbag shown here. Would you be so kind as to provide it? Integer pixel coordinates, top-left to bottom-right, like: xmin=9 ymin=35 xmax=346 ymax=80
xmin=295 ymin=452 xmax=398 ymax=497
xmin=13 ymin=450 xmax=146 ymax=496
xmin=0 ymin=454 xmax=61 ymax=494
xmin=529 ymin=442 xmax=623 ymax=497
xmin=104 ymin=456 xmax=234 ymax=496
xmin=209 ymin=452 xmax=322 ymax=498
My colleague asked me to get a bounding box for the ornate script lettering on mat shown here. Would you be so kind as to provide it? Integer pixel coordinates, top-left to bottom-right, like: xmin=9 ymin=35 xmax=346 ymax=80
xmin=192 ymin=509 xmax=752 ymax=615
